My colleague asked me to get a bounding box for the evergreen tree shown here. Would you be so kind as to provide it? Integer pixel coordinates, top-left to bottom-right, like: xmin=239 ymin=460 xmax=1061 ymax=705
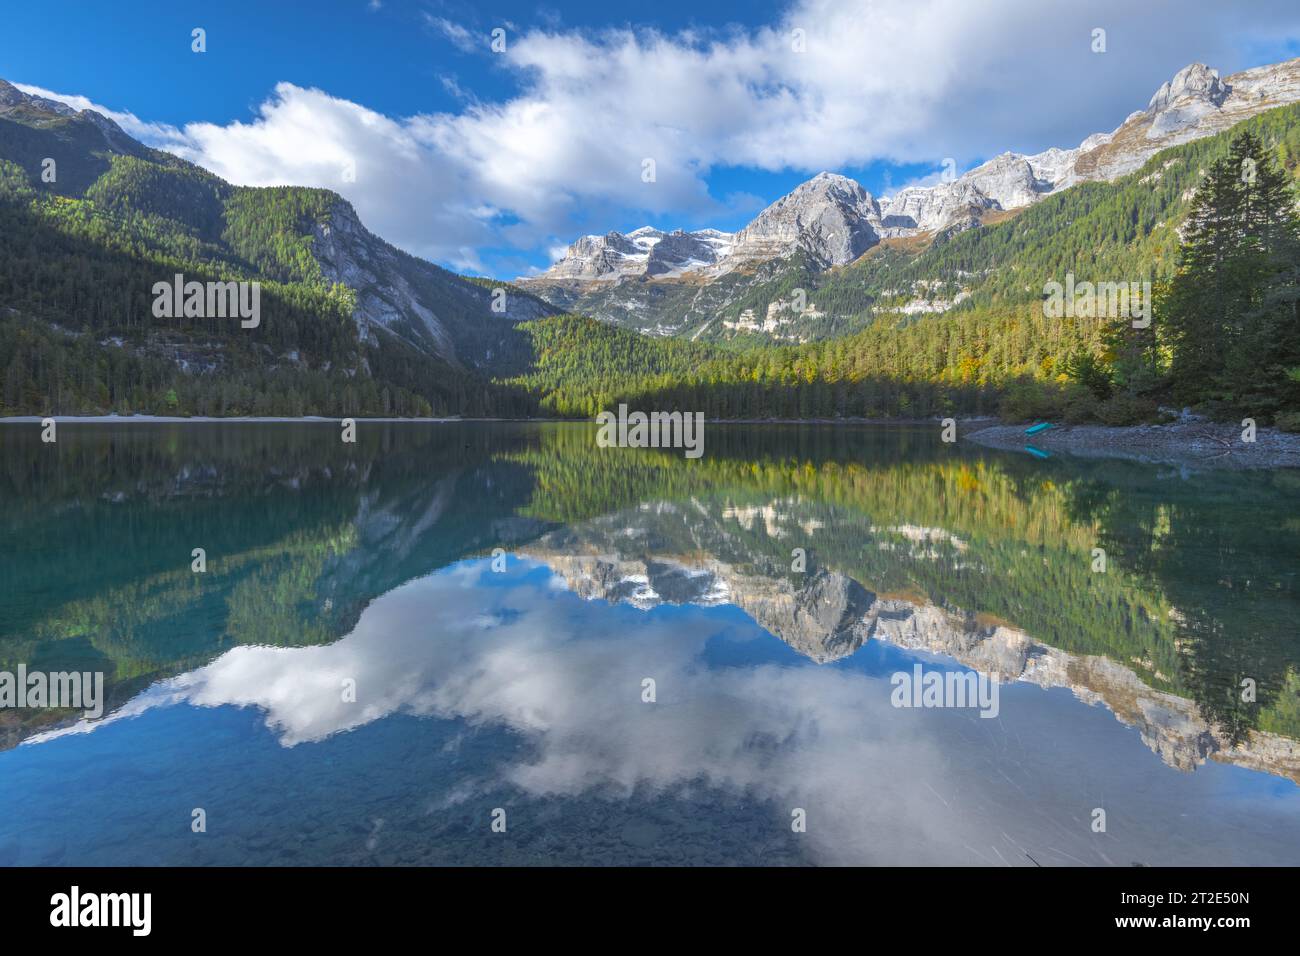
xmin=1160 ymin=130 xmax=1300 ymax=414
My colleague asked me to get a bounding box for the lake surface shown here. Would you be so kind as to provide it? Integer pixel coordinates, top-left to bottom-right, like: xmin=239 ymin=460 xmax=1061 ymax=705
xmin=0 ymin=421 xmax=1297 ymax=866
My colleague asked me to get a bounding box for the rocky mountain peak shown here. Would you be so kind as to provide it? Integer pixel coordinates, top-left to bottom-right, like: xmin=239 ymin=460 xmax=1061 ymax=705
xmin=645 ymin=229 xmax=728 ymax=276
xmin=0 ymin=79 xmax=77 ymax=118
xmin=0 ymin=79 xmax=24 ymax=108
xmin=533 ymin=223 xmax=735 ymax=282
xmin=726 ymin=171 xmax=880 ymax=268
xmin=1074 ymin=57 xmax=1300 ymax=181
xmin=0 ymin=78 xmax=137 ymax=156
xmin=791 ymin=170 xmax=873 ymax=202
xmin=1147 ymin=62 xmax=1230 ymax=112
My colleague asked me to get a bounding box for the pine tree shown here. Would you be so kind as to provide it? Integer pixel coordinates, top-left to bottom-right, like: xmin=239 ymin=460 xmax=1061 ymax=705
xmin=1160 ymin=130 xmax=1300 ymax=414
xmin=1231 ymin=134 xmax=1300 ymax=416
xmin=1162 ymin=143 xmax=1247 ymax=401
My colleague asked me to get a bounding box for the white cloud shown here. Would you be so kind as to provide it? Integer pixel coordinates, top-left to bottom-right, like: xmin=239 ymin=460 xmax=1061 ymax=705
xmin=424 ymin=15 xmax=477 ymax=53
xmin=169 ymin=83 xmax=499 ymax=270
xmin=437 ymin=74 xmax=474 ymax=104
xmin=17 ymin=0 xmax=1300 ymax=274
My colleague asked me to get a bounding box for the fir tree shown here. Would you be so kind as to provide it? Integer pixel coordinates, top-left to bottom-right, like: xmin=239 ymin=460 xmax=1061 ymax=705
xmin=1160 ymin=130 xmax=1300 ymax=414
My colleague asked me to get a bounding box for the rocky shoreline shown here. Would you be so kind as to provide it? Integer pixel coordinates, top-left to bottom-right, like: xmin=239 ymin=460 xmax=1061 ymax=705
xmin=965 ymin=421 xmax=1300 ymax=470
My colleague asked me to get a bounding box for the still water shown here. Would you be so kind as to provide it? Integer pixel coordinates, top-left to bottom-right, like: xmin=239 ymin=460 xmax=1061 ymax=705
xmin=0 ymin=422 xmax=1297 ymax=865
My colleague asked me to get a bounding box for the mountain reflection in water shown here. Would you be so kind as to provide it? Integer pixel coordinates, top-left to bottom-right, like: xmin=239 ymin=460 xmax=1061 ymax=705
xmin=0 ymin=422 xmax=1297 ymax=865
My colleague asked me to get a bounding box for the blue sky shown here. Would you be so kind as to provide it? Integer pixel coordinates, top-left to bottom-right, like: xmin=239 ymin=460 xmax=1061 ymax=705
xmin=4 ymin=1 xmax=1300 ymax=277
xmin=3 ymin=1 xmax=785 ymax=123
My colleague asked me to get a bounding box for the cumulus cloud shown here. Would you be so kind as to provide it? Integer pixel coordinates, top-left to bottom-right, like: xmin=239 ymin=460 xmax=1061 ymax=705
xmin=18 ymin=0 xmax=1300 ymax=273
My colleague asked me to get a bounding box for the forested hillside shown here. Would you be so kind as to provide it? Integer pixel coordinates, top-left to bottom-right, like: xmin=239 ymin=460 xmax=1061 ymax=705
xmin=836 ymin=98 xmax=1300 ymax=310
xmin=0 ymin=81 xmax=542 ymax=417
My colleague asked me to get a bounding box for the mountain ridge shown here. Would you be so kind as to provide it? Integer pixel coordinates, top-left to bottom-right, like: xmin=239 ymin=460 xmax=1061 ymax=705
xmin=522 ymin=56 xmax=1300 ymax=336
xmin=0 ymin=76 xmax=556 ymax=363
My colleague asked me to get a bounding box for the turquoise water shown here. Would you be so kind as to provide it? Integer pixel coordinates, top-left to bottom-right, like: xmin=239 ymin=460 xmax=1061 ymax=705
xmin=0 ymin=422 xmax=1297 ymax=865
